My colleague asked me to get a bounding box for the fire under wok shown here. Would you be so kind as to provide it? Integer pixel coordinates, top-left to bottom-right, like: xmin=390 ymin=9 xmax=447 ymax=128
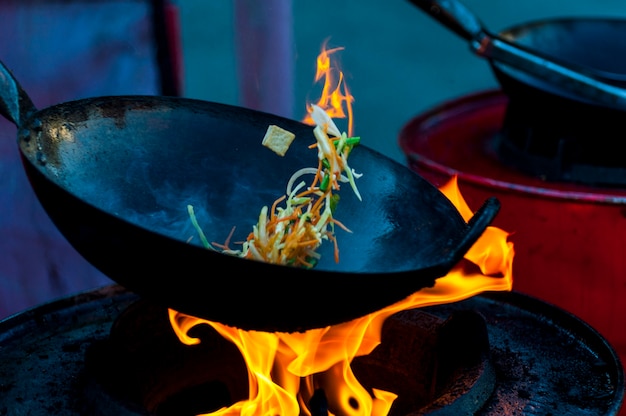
xmin=0 ymin=59 xmax=499 ymax=332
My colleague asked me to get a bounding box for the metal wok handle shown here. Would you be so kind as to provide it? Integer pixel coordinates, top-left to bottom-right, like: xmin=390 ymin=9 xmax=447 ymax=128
xmin=448 ymin=196 xmax=500 ymax=266
xmin=408 ymin=0 xmax=484 ymax=41
xmin=408 ymin=0 xmax=626 ymax=110
xmin=0 ymin=59 xmax=36 ymax=127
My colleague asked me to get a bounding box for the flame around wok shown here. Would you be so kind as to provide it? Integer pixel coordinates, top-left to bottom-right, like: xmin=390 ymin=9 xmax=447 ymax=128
xmin=169 ymin=174 xmax=514 ymax=416
xmin=168 ymin=41 xmax=514 ymax=416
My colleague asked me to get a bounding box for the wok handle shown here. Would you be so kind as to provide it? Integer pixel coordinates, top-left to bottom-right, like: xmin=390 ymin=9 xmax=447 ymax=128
xmin=407 ymin=0 xmax=485 ymax=41
xmin=0 ymin=59 xmax=36 ymax=127
xmin=450 ymin=196 xmax=500 ymax=265
xmin=408 ymin=0 xmax=626 ymax=110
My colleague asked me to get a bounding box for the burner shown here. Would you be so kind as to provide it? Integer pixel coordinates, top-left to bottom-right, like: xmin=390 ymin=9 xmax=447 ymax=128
xmin=399 ymin=89 xmax=626 ymax=375
xmin=84 ymin=298 xmax=494 ymax=415
xmin=0 ymin=285 xmax=622 ymax=415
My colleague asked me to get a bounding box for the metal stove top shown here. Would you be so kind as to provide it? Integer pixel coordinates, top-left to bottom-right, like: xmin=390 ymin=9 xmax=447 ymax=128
xmin=0 ymin=285 xmax=623 ymax=415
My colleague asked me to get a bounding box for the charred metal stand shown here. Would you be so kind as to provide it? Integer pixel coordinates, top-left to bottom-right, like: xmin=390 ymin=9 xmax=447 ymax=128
xmin=398 ymin=89 xmax=626 ymax=376
xmin=0 ymin=284 xmax=622 ymax=415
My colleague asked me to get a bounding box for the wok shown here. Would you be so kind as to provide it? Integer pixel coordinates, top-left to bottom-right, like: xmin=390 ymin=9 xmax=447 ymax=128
xmin=409 ymin=0 xmax=626 ymax=186
xmin=0 ymin=59 xmax=499 ymax=332
xmin=408 ymin=0 xmax=626 ymax=110
xmin=494 ymin=17 xmax=626 ymax=186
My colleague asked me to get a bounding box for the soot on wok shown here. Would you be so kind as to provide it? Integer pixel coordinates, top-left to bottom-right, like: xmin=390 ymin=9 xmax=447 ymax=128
xmin=1 ymin=57 xmax=500 ymax=331
xmin=15 ymin=94 xmax=500 ymax=331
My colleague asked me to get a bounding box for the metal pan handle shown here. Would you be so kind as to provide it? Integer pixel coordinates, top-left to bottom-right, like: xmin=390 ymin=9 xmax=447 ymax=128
xmin=408 ymin=0 xmax=485 ymax=41
xmin=408 ymin=0 xmax=626 ymax=111
xmin=0 ymin=59 xmax=36 ymax=127
xmin=447 ymin=196 xmax=500 ymax=267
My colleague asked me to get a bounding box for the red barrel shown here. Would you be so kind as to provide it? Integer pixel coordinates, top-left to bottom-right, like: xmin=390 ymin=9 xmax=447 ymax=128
xmin=399 ymin=89 xmax=626 ymax=367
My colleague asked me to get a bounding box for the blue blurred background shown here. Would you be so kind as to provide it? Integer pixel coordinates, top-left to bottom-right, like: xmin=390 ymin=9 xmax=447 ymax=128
xmin=177 ymin=0 xmax=626 ymax=164
xmin=0 ymin=0 xmax=625 ymax=390
xmin=2 ymin=0 xmax=626 ymax=327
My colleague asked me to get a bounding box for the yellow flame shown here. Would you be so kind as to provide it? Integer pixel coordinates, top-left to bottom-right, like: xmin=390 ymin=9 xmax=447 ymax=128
xmin=169 ymin=175 xmax=514 ymax=416
xmin=168 ymin=43 xmax=514 ymax=416
xmin=303 ymin=38 xmax=355 ymax=137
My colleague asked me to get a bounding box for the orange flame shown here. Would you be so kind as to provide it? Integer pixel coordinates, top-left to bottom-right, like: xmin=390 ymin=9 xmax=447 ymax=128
xmin=302 ymin=38 xmax=355 ymax=137
xmin=169 ymin=175 xmax=514 ymax=415
xmin=168 ymin=43 xmax=514 ymax=415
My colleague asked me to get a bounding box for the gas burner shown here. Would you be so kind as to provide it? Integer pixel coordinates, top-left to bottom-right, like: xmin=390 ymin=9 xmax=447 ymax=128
xmin=0 ymin=285 xmax=622 ymax=415
xmin=399 ymin=89 xmax=626 ymax=376
xmin=85 ymin=297 xmax=494 ymax=415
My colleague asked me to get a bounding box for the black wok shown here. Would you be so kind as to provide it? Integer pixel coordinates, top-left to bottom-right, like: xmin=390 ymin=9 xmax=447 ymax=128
xmin=409 ymin=0 xmax=626 ymax=186
xmin=0 ymin=59 xmax=499 ymax=332
xmin=408 ymin=0 xmax=626 ymax=110
xmin=494 ymin=18 xmax=626 ymax=186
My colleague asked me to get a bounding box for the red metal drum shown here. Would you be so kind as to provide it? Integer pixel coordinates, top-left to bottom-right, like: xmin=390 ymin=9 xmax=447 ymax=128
xmin=399 ymin=89 xmax=626 ymax=367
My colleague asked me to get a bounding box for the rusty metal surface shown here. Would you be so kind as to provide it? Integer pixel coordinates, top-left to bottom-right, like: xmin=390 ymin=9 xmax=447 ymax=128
xmin=0 ymin=285 xmax=622 ymax=415
xmin=423 ymin=291 xmax=624 ymax=415
xmin=0 ymin=285 xmax=137 ymax=416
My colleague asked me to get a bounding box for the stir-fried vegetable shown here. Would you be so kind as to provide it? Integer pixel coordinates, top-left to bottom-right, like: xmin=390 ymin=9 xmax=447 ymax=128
xmin=188 ymin=105 xmax=362 ymax=268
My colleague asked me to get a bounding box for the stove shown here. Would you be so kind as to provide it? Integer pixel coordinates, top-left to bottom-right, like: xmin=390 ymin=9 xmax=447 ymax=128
xmin=399 ymin=89 xmax=626 ymax=379
xmin=0 ymin=284 xmax=622 ymax=415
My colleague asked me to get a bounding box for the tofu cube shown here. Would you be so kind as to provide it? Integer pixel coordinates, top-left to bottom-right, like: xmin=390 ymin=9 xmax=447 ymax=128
xmin=262 ymin=125 xmax=296 ymax=157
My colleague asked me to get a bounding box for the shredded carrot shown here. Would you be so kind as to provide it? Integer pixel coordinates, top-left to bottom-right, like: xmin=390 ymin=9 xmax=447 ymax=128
xmin=330 ymin=217 xmax=351 ymax=233
xmin=222 ymin=226 xmax=237 ymax=249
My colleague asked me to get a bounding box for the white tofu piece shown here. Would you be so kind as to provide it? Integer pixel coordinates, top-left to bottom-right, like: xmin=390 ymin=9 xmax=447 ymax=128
xmin=262 ymin=124 xmax=296 ymax=157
